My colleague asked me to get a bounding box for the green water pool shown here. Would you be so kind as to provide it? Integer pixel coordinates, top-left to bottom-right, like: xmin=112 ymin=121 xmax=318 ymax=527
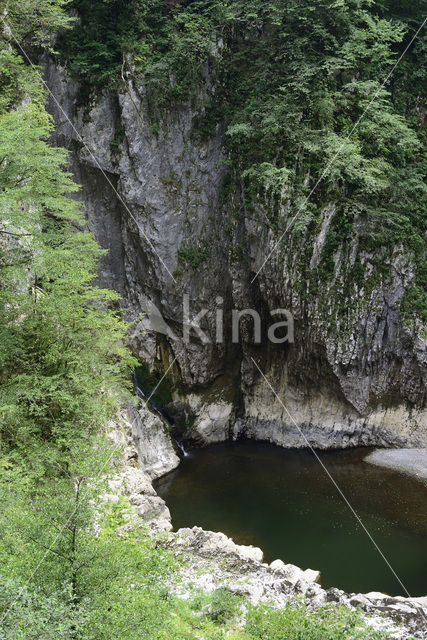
xmin=155 ymin=441 xmax=427 ymax=597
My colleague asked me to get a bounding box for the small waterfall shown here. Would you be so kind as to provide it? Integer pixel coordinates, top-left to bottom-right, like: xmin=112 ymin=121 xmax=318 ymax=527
xmin=133 ymin=370 xmax=147 ymax=400
xmin=232 ymin=417 xmax=245 ymax=441
xmin=133 ymin=368 xmax=188 ymax=457
xmin=175 ymin=438 xmax=189 ymax=457
xmin=133 ymin=370 xmax=164 ymax=419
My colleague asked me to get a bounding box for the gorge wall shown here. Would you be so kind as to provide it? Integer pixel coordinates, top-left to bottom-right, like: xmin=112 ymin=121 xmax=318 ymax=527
xmin=45 ymin=61 xmax=427 ymax=449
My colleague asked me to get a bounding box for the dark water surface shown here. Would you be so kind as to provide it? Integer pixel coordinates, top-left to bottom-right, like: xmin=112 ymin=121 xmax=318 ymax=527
xmin=155 ymin=441 xmax=427 ymax=597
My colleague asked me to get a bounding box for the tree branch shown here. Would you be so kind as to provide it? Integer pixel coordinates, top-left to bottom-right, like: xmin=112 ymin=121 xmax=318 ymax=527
xmin=0 ymin=230 xmax=33 ymax=237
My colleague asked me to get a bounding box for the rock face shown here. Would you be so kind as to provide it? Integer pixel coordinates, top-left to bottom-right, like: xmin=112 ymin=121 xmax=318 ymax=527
xmin=44 ymin=60 xmax=426 ymax=448
xmin=126 ymin=402 xmax=180 ymax=479
xmin=104 ymin=406 xmax=176 ymax=534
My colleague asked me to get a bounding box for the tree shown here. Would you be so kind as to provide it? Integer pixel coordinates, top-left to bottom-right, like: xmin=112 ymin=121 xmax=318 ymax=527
xmin=1 ymin=0 xmax=74 ymax=49
xmin=0 ymin=101 xmax=135 ymax=467
xmin=0 ymin=443 xmax=175 ymax=640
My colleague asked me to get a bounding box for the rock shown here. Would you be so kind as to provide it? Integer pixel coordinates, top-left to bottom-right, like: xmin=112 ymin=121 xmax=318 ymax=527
xmin=44 ymin=59 xmax=427 ymax=451
xmin=228 ymin=581 xmax=265 ymax=603
xmin=184 ymin=397 xmax=234 ymax=444
xmin=174 ymin=527 xmax=263 ymax=564
xmin=303 ymin=569 xmax=321 ymax=584
xmin=349 ymin=594 xmax=372 ymax=609
xmin=121 ymin=469 xmax=157 ymax=497
xmin=325 ymin=588 xmax=345 ymax=603
xmin=127 ymin=403 xmax=180 ymax=479
xmin=148 ymin=518 xmax=173 ymax=534
xmin=410 ymin=596 xmax=427 ymax=609
xmin=135 ymin=495 xmax=170 ymax=520
xmin=270 ymin=559 xmax=287 ymax=572
xmin=270 ymin=560 xmax=320 ymax=585
xmin=365 ymin=591 xmax=389 ymax=601
xmin=102 ymin=407 xmax=176 ymax=536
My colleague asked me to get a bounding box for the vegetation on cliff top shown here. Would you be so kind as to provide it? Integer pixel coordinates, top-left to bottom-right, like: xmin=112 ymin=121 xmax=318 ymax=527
xmin=59 ymin=0 xmax=426 ymax=324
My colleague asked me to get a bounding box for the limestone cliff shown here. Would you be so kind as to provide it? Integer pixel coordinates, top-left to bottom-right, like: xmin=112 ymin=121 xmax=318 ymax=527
xmin=45 ymin=61 xmax=426 ymax=449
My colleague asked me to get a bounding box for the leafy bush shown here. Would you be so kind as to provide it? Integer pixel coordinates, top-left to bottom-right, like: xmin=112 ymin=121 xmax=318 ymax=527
xmin=245 ymin=603 xmax=392 ymax=640
xmin=188 ymin=587 xmax=244 ymax=625
xmin=177 ymin=244 xmax=208 ymax=270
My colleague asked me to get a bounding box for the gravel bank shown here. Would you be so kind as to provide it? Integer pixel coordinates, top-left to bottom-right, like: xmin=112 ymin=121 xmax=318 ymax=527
xmin=364 ymin=449 xmax=427 ymax=485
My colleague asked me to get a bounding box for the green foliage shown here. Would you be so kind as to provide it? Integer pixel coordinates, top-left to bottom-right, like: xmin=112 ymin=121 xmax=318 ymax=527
xmin=58 ymin=0 xmax=169 ymax=105
xmin=2 ymin=0 xmax=74 ymax=49
xmin=134 ymin=362 xmax=173 ymax=408
xmin=400 ymin=279 xmax=427 ymax=325
xmin=0 ymin=579 xmax=79 ymax=639
xmin=177 ymin=244 xmax=208 ymax=270
xmin=0 ymin=440 xmax=177 ymax=640
xmin=0 ymin=48 xmax=42 ymax=112
xmin=58 ymin=0 xmax=426 ymax=322
xmin=0 ymin=102 xmax=135 ymax=465
xmin=213 ymin=0 xmax=424 ymax=253
xmin=0 ymin=4 xmax=136 ymax=467
xmin=0 ymin=7 xmax=186 ymax=635
xmin=109 ymin=121 xmax=125 ymax=154
xmin=0 ymin=0 xmax=69 ymax=111
xmin=244 ymin=602 xmax=392 ymax=640
xmin=197 ymin=587 xmax=243 ymax=624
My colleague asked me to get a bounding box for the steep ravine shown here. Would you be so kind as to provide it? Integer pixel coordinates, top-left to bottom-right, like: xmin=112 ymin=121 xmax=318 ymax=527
xmin=44 ymin=59 xmax=426 ymax=449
